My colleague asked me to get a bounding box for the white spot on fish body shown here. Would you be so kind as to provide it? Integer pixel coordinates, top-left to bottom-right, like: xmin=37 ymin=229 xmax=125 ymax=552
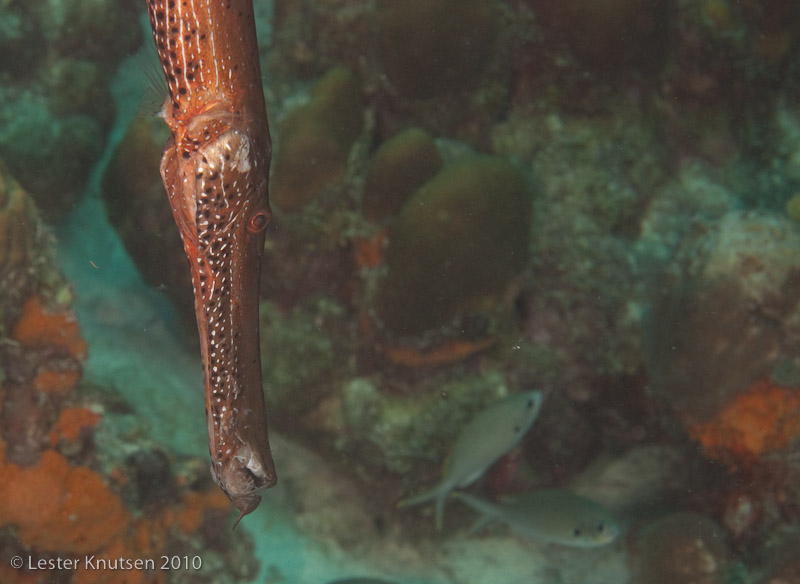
xmin=231 ymin=134 xmax=252 ymax=173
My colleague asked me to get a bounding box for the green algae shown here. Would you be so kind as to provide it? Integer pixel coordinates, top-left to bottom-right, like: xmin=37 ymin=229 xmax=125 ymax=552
xmin=374 ymin=155 xmax=531 ymax=334
xmin=270 ymin=66 xmax=364 ymax=211
xmin=362 ymin=127 xmax=443 ymax=224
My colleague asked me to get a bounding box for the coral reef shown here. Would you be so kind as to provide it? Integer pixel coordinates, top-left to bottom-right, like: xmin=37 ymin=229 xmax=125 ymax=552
xmin=0 ymin=162 xmax=45 ymax=329
xmin=1 ymin=449 xmax=130 ymax=554
xmin=362 ymin=127 xmax=442 ymax=224
xmin=637 ymin=206 xmax=800 ymax=552
xmin=308 ymin=371 xmax=510 ymax=479
xmin=259 ymin=296 xmax=352 ymax=417
xmin=786 ymin=193 xmax=800 ymax=223
xmin=0 ymin=163 xmax=37 ymax=281
xmin=0 ymin=0 xmax=141 ymax=220
xmin=267 ymin=0 xmax=513 ymax=147
xmin=531 ymin=0 xmax=669 ymax=72
xmin=270 ymin=66 xmax=364 ymax=211
xmin=48 ymin=407 xmax=101 ymax=450
xmin=376 ymin=0 xmax=498 ymax=99
xmin=655 ymin=1 xmax=800 ymax=168
xmin=0 ymin=297 xmax=260 ymax=583
xmin=0 ymin=190 xmax=262 ymax=584
xmin=11 ymin=295 xmax=87 ymax=396
xmin=645 ymin=210 xmax=800 ymax=423
xmin=13 ymin=296 xmax=87 ymax=362
xmin=631 ymin=513 xmax=730 ymax=584
xmin=742 ymin=0 xmax=800 ymax=64
xmin=5 ymin=0 xmax=800 ymax=580
xmin=268 ymin=0 xmax=372 ymax=79
xmin=497 ymin=109 xmax=664 ymax=402
xmin=679 ymin=378 xmax=800 ymax=549
xmin=689 ymin=378 xmax=800 ymax=460
xmin=757 ymin=531 xmax=800 ymax=584
xmin=374 ymin=155 xmax=531 ymax=335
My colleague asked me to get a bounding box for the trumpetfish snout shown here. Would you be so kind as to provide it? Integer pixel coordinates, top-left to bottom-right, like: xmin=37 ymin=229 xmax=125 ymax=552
xmin=145 ymin=0 xmax=277 ymax=527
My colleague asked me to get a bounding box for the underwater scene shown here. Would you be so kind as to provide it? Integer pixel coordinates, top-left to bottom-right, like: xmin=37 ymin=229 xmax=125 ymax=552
xmin=2 ymin=0 xmax=800 ymax=582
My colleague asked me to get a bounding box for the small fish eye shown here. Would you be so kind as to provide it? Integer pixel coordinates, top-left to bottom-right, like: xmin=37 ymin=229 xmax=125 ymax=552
xmin=573 ymin=528 xmax=582 ymax=537
xmin=526 ymin=399 xmax=533 ymax=408
xmin=597 ymin=523 xmax=605 ymax=533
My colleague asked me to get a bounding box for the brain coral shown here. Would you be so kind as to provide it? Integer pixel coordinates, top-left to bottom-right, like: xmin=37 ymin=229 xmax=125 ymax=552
xmin=362 ymin=127 xmax=443 ymax=224
xmin=374 ymin=155 xmax=531 ymax=334
xmin=270 ymin=66 xmax=364 ymax=211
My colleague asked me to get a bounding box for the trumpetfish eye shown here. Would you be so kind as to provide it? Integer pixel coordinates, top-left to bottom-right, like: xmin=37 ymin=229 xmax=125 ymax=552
xmin=248 ymin=211 xmax=270 ymax=233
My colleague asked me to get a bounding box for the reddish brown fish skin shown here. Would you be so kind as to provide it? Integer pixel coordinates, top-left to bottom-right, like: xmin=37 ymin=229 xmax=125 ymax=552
xmin=146 ymin=0 xmax=276 ymax=526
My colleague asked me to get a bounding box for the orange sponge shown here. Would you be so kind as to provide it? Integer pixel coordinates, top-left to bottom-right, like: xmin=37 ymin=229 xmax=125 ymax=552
xmin=13 ymin=296 xmax=87 ymax=361
xmin=689 ymin=379 xmax=800 ymax=460
xmin=1 ymin=450 xmax=130 ymax=554
xmin=49 ymin=407 xmax=102 ymax=446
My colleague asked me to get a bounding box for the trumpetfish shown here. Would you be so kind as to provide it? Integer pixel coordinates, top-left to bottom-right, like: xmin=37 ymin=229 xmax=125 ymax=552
xmin=145 ymin=0 xmax=277 ymax=527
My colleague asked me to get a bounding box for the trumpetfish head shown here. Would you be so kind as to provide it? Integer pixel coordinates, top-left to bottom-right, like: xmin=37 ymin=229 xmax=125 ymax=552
xmin=160 ymin=101 xmax=277 ymax=527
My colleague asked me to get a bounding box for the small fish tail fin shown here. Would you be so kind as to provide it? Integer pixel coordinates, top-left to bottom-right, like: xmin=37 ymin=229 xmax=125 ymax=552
xmin=452 ymin=492 xmax=497 ymax=534
xmin=434 ymin=492 xmax=446 ymax=531
xmin=466 ymin=514 xmax=495 ymax=535
xmin=398 ymin=482 xmax=451 ymax=529
xmin=397 ymin=484 xmax=440 ymax=510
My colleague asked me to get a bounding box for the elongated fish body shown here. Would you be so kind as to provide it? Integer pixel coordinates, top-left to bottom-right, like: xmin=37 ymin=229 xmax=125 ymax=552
xmin=455 ymin=490 xmax=620 ymax=548
xmin=400 ymin=390 xmax=544 ymax=530
xmin=145 ymin=0 xmax=276 ymax=526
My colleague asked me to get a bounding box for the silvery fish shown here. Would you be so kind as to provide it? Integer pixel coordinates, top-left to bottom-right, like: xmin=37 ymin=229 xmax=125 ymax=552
xmin=399 ymin=390 xmax=544 ymax=529
xmin=454 ymin=490 xmax=620 ymax=548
